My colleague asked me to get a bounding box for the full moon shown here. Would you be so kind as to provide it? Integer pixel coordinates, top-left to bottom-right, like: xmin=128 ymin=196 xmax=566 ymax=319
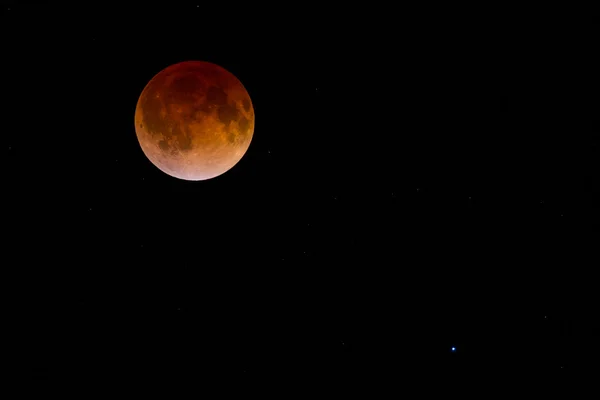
xmin=134 ymin=61 xmax=254 ymax=180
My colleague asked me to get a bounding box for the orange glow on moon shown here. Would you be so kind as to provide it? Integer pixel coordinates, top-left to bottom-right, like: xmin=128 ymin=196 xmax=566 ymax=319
xmin=134 ymin=61 xmax=254 ymax=180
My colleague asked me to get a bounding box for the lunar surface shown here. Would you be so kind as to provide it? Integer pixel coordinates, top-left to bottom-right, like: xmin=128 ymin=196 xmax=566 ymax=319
xmin=134 ymin=61 xmax=254 ymax=180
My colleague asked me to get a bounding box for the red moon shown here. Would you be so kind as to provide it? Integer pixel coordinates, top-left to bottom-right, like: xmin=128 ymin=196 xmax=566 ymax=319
xmin=134 ymin=61 xmax=254 ymax=180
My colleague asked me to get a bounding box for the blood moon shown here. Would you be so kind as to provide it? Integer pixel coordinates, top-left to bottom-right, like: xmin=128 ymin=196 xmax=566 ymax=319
xmin=134 ymin=61 xmax=254 ymax=181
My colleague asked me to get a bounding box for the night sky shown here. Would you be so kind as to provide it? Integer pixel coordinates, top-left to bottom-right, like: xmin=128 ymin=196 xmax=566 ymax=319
xmin=4 ymin=4 xmax=598 ymax=388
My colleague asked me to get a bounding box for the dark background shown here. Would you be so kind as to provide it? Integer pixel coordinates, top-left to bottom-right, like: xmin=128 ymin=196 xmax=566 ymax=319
xmin=3 ymin=3 xmax=598 ymax=388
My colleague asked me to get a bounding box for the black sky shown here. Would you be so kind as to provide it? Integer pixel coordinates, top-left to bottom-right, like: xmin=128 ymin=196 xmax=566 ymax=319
xmin=3 ymin=3 xmax=598 ymax=389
